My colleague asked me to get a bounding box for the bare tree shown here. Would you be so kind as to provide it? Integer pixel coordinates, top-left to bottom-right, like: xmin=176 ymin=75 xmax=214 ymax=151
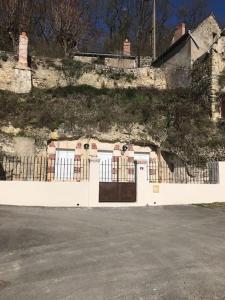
xmin=102 ymin=0 xmax=173 ymax=58
xmin=49 ymin=0 xmax=91 ymax=56
xmin=0 ymin=0 xmax=33 ymax=52
xmin=101 ymin=0 xmax=132 ymax=53
xmin=156 ymin=0 xmax=173 ymax=55
xmin=177 ymin=0 xmax=210 ymax=29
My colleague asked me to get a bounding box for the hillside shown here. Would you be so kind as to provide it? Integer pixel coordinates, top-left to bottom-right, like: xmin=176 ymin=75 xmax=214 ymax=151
xmin=0 ymin=85 xmax=225 ymax=162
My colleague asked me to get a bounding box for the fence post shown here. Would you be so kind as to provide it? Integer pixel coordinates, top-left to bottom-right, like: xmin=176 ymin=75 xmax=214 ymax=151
xmin=136 ymin=161 xmax=149 ymax=206
xmin=219 ymin=162 xmax=225 ymax=185
xmin=88 ymin=157 xmax=100 ymax=207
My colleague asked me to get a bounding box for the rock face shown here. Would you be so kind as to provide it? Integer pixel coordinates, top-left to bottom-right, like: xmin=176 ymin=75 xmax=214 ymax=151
xmin=0 ymin=124 xmax=49 ymax=156
xmin=0 ymin=123 xmax=159 ymax=157
xmin=0 ymin=53 xmax=167 ymax=93
xmin=0 ymin=54 xmax=15 ymax=92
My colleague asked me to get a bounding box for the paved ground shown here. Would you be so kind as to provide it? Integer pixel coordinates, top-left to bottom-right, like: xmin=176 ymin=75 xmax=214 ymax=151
xmin=0 ymin=205 xmax=225 ymax=300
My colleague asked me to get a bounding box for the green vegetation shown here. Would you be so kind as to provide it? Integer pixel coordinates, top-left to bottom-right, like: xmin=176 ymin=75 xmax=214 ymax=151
xmin=33 ymin=58 xmax=95 ymax=82
xmin=61 ymin=59 xmax=94 ymax=80
xmin=38 ymin=57 xmax=137 ymax=83
xmin=0 ymin=52 xmax=8 ymax=62
xmin=96 ymin=68 xmax=137 ymax=82
xmin=1 ymin=85 xmax=225 ymax=162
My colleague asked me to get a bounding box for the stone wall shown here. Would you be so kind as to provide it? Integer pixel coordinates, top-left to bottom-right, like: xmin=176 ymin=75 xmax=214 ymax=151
xmin=74 ymin=55 xmax=136 ymax=69
xmin=105 ymin=57 xmax=135 ymax=69
xmin=210 ymin=44 xmax=225 ymax=119
xmin=191 ymin=15 xmax=221 ymax=63
xmin=0 ymin=51 xmax=32 ymax=93
xmin=192 ymin=34 xmax=225 ymax=120
xmin=0 ymin=53 xmax=15 ymax=92
xmin=138 ymin=56 xmax=153 ymax=67
xmin=76 ymin=66 xmax=166 ymax=90
xmin=32 ymin=58 xmax=166 ymax=90
xmin=162 ymin=41 xmax=192 ymax=89
xmin=0 ymin=53 xmax=167 ymax=92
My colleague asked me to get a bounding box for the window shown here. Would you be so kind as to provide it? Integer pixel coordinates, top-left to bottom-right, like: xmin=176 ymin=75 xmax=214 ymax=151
xmin=55 ymin=149 xmax=75 ymax=181
xmin=98 ymin=151 xmax=113 ymax=182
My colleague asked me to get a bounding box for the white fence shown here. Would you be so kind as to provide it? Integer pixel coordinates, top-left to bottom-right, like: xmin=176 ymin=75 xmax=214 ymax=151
xmin=0 ymin=159 xmax=224 ymax=207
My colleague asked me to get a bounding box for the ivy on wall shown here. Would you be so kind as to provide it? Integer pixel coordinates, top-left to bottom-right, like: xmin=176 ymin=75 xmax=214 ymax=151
xmin=219 ymin=68 xmax=225 ymax=88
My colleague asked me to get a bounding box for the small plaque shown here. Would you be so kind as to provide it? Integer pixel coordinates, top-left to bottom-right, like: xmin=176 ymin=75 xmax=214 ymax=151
xmin=153 ymin=185 xmax=160 ymax=193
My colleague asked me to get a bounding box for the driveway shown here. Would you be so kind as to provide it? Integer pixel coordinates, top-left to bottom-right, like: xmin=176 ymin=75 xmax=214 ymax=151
xmin=0 ymin=205 xmax=225 ymax=300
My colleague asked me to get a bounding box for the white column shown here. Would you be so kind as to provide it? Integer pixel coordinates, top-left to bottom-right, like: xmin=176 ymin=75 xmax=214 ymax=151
xmin=136 ymin=161 xmax=150 ymax=206
xmin=88 ymin=158 xmax=100 ymax=207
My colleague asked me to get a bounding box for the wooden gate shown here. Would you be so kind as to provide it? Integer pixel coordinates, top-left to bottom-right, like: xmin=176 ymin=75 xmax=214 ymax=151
xmin=99 ymin=158 xmax=137 ymax=203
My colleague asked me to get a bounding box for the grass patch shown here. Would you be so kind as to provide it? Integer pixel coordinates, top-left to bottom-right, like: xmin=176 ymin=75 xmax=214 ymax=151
xmin=194 ymin=203 xmax=225 ymax=209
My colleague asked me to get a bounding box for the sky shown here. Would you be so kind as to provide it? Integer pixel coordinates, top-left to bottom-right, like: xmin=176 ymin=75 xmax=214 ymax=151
xmin=208 ymin=0 xmax=225 ymax=22
xmin=171 ymin=0 xmax=225 ymax=25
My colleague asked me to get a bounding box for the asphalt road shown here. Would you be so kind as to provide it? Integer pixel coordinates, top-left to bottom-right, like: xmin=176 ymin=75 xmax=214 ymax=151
xmin=0 ymin=205 xmax=225 ymax=300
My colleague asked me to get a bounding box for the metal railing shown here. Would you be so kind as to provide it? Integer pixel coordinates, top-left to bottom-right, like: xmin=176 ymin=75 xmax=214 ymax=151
xmin=148 ymin=160 xmax=219 ymax=184
xmin=100 ymin=158 xmax=136 ymax=183
xmin=0 ymin=156 xmax=89 ymax=182
xmin=0 ymin=155 xmax=220 ymax=184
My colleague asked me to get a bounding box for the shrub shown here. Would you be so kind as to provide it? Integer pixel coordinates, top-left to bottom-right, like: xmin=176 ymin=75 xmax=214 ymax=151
xmin=0 ymin=52 xmax=8 ymax=62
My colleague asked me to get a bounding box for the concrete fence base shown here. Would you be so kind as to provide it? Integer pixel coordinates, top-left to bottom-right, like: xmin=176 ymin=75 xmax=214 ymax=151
xmin=0 ymin=162 xmax=225 ymax=208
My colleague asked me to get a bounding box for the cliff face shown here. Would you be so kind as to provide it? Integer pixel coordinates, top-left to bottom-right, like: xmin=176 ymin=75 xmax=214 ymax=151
xmin=0 ymin=85 xmax=224 ymax=162
xmin=0 ymin=124 xmax=160 ymax=157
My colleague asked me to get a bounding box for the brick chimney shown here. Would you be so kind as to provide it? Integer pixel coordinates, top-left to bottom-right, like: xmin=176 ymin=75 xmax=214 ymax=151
xmin=123 ymin=39 xmax=131 ymax=56
xmin=172 ymin=23 xmax=186 ymax=44
xmin=18 ymin=31 xmax=29 ymax=68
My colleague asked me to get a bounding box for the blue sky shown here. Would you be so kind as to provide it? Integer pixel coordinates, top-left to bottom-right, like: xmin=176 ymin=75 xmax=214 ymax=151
xmin=171 ymin=0 xmax=225 ymax=25
xmin=208 ymin=0 xmax=225 ymax=22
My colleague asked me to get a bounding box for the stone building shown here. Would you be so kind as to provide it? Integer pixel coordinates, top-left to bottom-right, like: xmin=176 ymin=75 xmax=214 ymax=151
xmin=191 ymin=29 xmax=225 ymax=120
xmin=207 ymin=30 xmax=225 ymax=119
xmin=152 ymin=15 xmax=221 ymax=89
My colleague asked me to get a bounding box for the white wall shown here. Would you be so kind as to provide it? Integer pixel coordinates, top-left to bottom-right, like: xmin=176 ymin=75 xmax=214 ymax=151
xmin=143 ymin=184 xmax=224 ymax=206
xmin=135 ymin=162 xmax=225 ymax=207
xmin=0 ymin=161 xmax=224 ymax=208
xmin=0 ymin=181 xmax=89 ymax=207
